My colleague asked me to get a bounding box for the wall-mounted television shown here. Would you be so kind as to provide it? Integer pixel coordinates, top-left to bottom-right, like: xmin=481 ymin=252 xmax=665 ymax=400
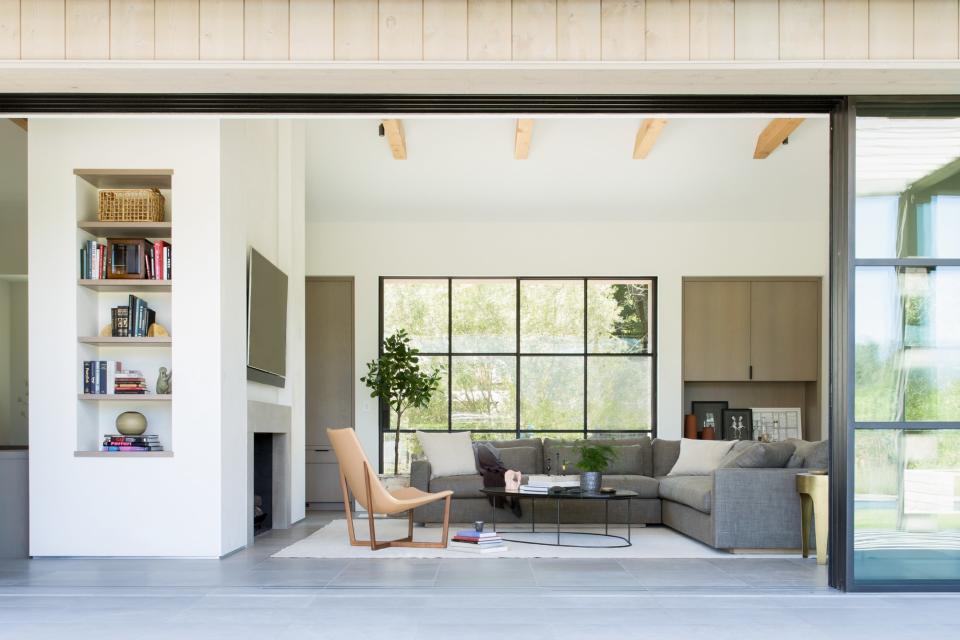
xmin=247 ymin=248 xmax=288 ymax=388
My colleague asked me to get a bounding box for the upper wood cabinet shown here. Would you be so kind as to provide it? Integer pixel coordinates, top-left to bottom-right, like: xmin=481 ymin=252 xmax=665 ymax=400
xmin=683 ymin=279 xmax=820 ymax=383
xmin=750 ymin=281 xmax=820 ymax=381
xmin=683 ymin=281 xmax=751 ymax=381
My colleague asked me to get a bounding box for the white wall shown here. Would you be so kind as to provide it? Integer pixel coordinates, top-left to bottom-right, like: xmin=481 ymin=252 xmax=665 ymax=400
xmin=219 ymin=120 xmax=306 ymax=553
xmin=304 ymin=117 xmax=831 ymax=462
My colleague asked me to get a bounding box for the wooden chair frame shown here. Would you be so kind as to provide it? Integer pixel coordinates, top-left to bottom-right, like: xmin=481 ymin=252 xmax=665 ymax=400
xmin=339 ymin=461 xmax=452 ymax=551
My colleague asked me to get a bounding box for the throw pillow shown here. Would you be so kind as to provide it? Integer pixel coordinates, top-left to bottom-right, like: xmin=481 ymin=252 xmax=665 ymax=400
xmin=667 ymin=438 xmax=736 ymax=476
xmin=719 ymin=441 xmax=797 ymax=469
xmin=498 ymin=446 xmax=539 ymax=474
xmin=417 ymin=431 xmax=477 ymax=478
xmin=717 ymin=440 xmax=755 ymax=468
xmin=472 ymin=441 xmax=502 ymax=469
xmin=786 ymin=439 xmax=828 ymax=470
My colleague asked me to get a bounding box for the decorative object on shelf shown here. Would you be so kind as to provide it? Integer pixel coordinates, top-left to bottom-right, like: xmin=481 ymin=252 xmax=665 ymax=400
xmin=474 ymin=521 xmax=485 ymax=533
xmin=99 ymin=323 xmax=112 ymax=337
xmin=361 ymin=329 xmax=443 ymax=475
xmin=504 ymin=469 xmax=522 ymax=493
xmin=102 ymin=433 xmax=163 ymax=452
xmin=722 ymin=408 xmax=754 ymax=441
xmin=574 ymin=443 xmax=615 ymax=493
xmin=702 ymin=423 xmax=716 ymax=440
xmin=98 ymin=187 xmax=164 ymax=222
xmin=752 ymin=407 xmax=803 ymax=441
xmin=106 ymin=238 xmax=153 ymax=279
xmin=147 ymin=323 xmax=169 ymax=337
xmin=684 ymin=413 xmax=699 ymax=439
xmin=115 ymin=410 xmax=148 ymax=436
xmin=156 ymin=367 xmax=172 ymax=395
xmin=691 ymin=400 xmax=728 ymax=436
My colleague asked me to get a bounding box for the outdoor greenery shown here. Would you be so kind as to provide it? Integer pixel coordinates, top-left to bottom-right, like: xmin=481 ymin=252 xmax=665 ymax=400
xmin=574 ymin=443 xmax=616 ymax=473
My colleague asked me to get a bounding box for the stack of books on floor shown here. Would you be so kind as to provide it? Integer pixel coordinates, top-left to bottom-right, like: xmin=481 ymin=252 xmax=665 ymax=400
xmin=449 ymin=530 xmax=507 ymax=554
xmin=519 ymin=475 xmax=581 ymax=494
xmin=102 ymin=434 xmax=163 ymax=452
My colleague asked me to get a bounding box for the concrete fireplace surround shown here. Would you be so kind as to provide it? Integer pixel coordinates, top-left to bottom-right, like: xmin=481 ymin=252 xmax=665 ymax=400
xmin=247 ymin=401 xmax=291 ymax=546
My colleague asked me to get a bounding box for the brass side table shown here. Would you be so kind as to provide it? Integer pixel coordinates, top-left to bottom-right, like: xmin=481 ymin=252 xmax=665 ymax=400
xmin=796 ymin=472 xmax=828 ymax=565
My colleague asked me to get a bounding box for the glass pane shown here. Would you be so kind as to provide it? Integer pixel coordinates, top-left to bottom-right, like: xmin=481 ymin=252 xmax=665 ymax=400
xmin=519 ymin=356 xmax=584 ymax=431
xmin=389 ymin=355 xmax=448 ymax=430
xmin=587 ymin=357 xmax=653 ymax=430
xmin=520 ymin=280 xmax=584 ymax=353
xmin=451 ymin=279 xmax=516 ymax=352
xmin=855 ymin=267 xmax=960 ymax=422
xmin=854 ymin=429 xmax=960 ymax=582
xmin=382 ymin=279 xmax=448 ymax=353
xmin=856 ymin=118 xmax=960 ymax=259
xmin=382 ymin=432 xmax=421 ymax=476
xmin=587 ymin=280 xmax=653 ymax=353
xmin=451 ymin=356 xmax=516 ymax=430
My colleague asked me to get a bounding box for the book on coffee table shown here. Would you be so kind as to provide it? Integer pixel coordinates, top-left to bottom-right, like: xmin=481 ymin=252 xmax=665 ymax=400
xmin=526 ymin=474 xmax=580 ymax=489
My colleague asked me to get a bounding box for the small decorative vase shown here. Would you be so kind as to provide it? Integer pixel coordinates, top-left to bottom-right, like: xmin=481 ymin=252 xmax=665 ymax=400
xmin=702 ymin=426 xmax=716 ymax=440
xmin=116 ymin=411 xmax=147 ymax=436
xmin=684 ymin=414 xmax=699 ymax=439
xmin=580 ymin=471 xmax=601 ymax=493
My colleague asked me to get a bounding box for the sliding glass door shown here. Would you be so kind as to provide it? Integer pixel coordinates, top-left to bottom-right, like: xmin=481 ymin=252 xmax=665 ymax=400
xmin=851 ymin=113 xmax=960 ymax=587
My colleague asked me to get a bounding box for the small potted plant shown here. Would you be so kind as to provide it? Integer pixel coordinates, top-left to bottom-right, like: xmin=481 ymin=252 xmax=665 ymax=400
xmin=361 ymin=329 xmax=442 ymax=478
xmin=575 ymin=443 xmax=616 ymax=493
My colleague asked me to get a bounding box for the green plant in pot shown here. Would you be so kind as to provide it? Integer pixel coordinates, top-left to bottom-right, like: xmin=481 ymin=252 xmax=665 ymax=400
xmin=361 ymin=329 xmax=442 ymax=476
xmin=575 ymin=443 xmax=616 ymax=493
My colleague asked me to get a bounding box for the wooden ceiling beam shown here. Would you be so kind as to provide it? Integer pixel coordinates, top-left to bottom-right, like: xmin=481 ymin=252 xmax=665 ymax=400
xmin=754 ymin=118 xmax=805 ymax=159
xmin=632 ymin=119 xmax=668 ymax=159
xmin=9 ymin=118 xmax=27 ymax=132
xmin=381 ymin=119 xmax=406 ymax=159
xmin=514 ymin=118 xmax=533 ymax=160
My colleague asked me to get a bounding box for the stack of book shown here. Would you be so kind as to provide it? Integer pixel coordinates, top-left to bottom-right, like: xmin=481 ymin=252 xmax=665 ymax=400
xmin=449 ymin=530 xmax=506 ymax=554
xmin=102 ymin=434 xmax=163 ymax=452
xmin=150 ymin=240 xmax=172 ymax=280
xmin=111 ymin=295 xmax=156 ymax=337
xmin=114 ymin=369 xmax=147 ymax=395
xmin=80 ymin=240 xmax=107 ymax=279
xmin=519 ymin=475 xmax=580 ymax=494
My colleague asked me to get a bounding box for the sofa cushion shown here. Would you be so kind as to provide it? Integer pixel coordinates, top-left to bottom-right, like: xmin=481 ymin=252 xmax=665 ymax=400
xmin=543 ymin=438 xmax=651 ymax=476
xmin=658 ymin=476 xmax=713 ymax=514
xmin=652 ymin=439 xmax=681 ymax=477
xmin=786 ymin=439 xmax=828 ymax=470
xmin=489 ymin=438 xmax=544 ymax=474
xmin=601 ymin=474 xmax=660 ymax=499
xmin=417 ymin=431 xmax=478 ymax=478
xmin=498 ymin=446 xmax=539 ymax=474
xmin=667 ymin=439 xmax=735 ymax=476
xmin=430 ymin=474 xmax=486 ymax=498
xmin=720 ymin=441 xmax=796 ymax=469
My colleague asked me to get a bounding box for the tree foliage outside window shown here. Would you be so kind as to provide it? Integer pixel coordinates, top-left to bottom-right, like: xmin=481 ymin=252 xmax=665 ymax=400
xmin=380 ymin=277 xmax=656 ymax=473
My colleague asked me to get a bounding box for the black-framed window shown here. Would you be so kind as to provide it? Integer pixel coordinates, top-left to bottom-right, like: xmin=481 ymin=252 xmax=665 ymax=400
xmin=379 ymin=277 xmax=657 ymax=473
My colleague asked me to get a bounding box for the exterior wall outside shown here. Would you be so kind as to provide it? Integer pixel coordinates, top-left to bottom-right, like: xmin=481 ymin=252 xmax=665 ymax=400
xmin=0 ymin=0 xmax=957 ymax=64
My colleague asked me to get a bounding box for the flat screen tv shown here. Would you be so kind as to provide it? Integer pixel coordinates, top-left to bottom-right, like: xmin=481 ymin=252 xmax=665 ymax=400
xmin=247 ymin=248 xmax=288 ymax=388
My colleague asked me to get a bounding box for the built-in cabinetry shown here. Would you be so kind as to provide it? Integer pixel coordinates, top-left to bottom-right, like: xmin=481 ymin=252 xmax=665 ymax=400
xmin=682 ymin=278 xmax=823 ymax=439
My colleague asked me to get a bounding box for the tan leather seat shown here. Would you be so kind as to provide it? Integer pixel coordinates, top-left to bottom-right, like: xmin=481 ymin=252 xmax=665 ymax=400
xmin=328 ymin=428 xmax=452 ymax=550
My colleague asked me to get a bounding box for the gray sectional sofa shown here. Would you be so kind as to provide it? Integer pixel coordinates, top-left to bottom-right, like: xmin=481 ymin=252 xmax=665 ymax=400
xmin=410 ymin=436 xmax=826 ymax=551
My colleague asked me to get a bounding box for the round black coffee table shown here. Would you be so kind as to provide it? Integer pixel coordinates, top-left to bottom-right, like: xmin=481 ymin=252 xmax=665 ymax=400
xmin=479 ymin=488 xmax=638 ymax=548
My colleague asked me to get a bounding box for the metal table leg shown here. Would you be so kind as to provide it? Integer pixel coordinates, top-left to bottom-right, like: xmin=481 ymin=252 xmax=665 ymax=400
xmin=491 ymin=497 xmax=496 ymax=533
xmin=627 ymin=498 xmax=632 ymax=543
xmin=532 ymin=498 xmax=536 ymax=533
xmin=556 ymin=498 xmax=561 ymax=545
xmin=605 ymin=500 xmax=609 ymax=536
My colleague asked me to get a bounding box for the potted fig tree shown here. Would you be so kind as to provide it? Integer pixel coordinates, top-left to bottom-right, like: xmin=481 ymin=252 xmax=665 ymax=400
xmin=361 ymin=329 xmax=442 ymax=478
xmin=575 ymin=442 xmax=616 ymax=493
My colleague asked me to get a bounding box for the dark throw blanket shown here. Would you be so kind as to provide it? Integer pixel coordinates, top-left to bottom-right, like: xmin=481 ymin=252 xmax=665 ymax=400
xmin=475 ymin=443 xmax=522 ymax=518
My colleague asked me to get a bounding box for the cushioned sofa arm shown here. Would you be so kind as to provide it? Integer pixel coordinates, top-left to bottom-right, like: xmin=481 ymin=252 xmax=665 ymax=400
xmin=712 ymin=467 xmax=807 ymax=550
xmin=410 ymin=459 xmax=432 ymax=492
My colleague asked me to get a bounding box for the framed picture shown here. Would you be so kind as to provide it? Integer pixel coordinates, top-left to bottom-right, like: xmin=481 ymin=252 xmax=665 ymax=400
xmin=721 ymin=408 xmax=753 ymax=441
xmin=751 ymin=407 xmax=803 ymax=441
xmin=691 ymin=400 xmax=728 ymax=434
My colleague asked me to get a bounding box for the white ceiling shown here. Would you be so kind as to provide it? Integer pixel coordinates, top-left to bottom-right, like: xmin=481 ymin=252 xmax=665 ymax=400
xmin=306 ymin=116 xmax=830 ymax=223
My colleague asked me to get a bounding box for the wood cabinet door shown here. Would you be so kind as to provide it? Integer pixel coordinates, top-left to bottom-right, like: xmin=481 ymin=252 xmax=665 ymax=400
xmin=305 ymin=279 xmax=355 ymax=447
xmin=683 ymin=281 xmax=751 ymax=381
xmin=750 ymin=281 xmax=820 ymax=381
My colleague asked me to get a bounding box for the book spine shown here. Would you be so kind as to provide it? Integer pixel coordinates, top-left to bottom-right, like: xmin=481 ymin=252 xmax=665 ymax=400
xmin=154 ymin=241 xmax=162 ymax=281
xmin=98 ymin=361 xmax=106 ymax=395
xmin=128 ymin=295 xmax=137 ymax=338
xmin=83 ymin=361 xmax=90 ymax=394
xmin=165 ymin=245 xmax=171 ymax=280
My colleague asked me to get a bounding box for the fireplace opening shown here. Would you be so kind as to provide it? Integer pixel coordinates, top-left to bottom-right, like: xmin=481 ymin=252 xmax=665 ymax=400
xmin=253 ymin=433 xmax=274 ymax=535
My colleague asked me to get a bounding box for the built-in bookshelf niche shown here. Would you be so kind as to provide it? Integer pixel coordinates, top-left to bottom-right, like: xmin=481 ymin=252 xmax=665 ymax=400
xmin=75 ymin=169 xmax=174 ymax=457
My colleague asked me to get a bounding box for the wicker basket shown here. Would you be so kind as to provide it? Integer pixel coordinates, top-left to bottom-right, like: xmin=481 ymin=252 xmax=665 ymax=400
xmin=98 ymin=188 xmax=165 ymax=222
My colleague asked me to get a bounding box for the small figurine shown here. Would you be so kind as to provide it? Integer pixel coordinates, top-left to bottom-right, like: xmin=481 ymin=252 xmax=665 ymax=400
xmin=156 ymin=367 xmax=172 ymax=395
xmin=504 ymin=470 xmax=522 ymax=493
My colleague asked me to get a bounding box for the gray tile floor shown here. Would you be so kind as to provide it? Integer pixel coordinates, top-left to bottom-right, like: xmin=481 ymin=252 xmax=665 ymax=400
xmin=0 ymin=513 xmax=955 ymax=639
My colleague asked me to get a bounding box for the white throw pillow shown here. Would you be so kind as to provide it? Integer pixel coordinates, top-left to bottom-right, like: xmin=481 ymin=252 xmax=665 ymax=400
xmin=416 ymin=431 xmax=477 ymax=478
xmin=667 ymin=438 xmax=736 ymax=476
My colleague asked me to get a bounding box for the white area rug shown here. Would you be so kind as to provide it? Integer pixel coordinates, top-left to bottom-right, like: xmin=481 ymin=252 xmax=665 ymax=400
xmin=273 ymin=519 xmax=751 ymax=559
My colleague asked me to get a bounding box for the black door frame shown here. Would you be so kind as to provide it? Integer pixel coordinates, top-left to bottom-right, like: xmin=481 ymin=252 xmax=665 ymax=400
xmin=3 ymin=91 xmax=924 ymax=592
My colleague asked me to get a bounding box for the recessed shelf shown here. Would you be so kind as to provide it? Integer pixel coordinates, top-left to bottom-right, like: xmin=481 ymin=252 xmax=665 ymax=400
xmin=78 ymin=221 xmax=172 ymax=239
xmin=74 ymin=451 xmax=173 ymax=458
xmin=78 ymin=394 xmax=171 ymax=402
xmin=79 ymin=336 xmax=172 ymax=347
xmin=78 ymin=279 xmax=171 ymax=292
xmin=74 ymin=169 xmax=173 ymax=190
